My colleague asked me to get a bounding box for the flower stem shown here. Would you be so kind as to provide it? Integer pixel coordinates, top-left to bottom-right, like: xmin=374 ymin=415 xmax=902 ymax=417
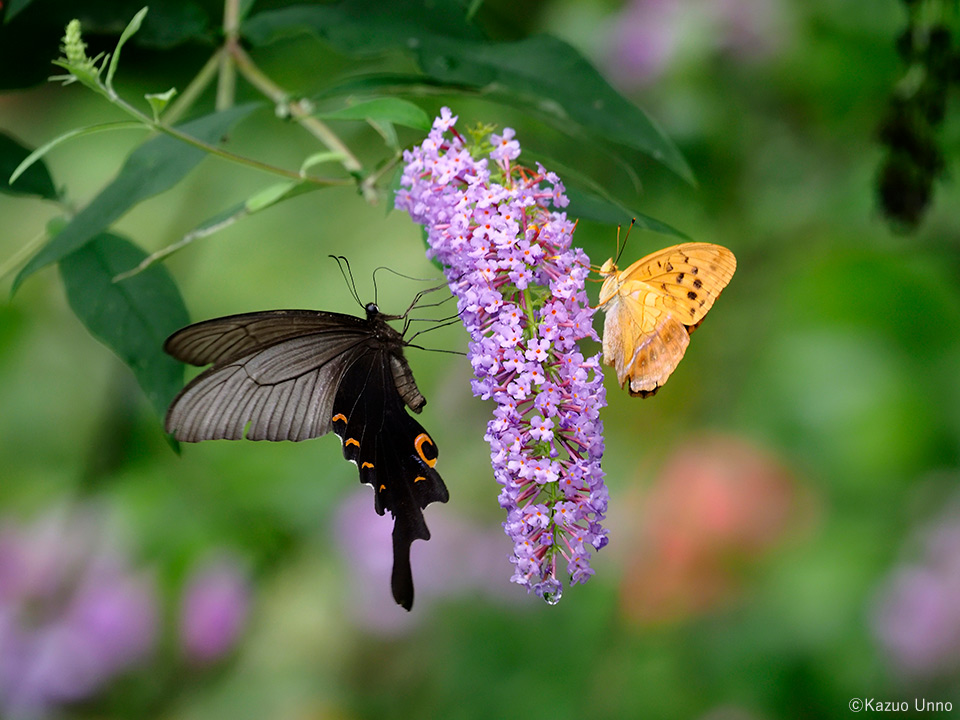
xmin=216 ymin=0 xmax=240 ymax=110
xmin=227 ymin=44 xmax=375 ymax=201
xmin=103 ymin=90 xmax=345 ymax=186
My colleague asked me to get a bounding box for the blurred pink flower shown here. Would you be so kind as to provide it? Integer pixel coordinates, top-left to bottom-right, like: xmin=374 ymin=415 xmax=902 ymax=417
xmin=619 ymin=435 xmax=804 ymax=624
xmin=0 ymin=505 xmax=157 ymax=719
xmin=179 ymin=554 xmax=251 ymax=665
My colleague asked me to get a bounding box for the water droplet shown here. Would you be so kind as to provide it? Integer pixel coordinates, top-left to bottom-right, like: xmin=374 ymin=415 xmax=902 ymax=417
xmin=539 ymin=579 xmax=563 ymax=605
xmin=543 ymin=589 xmax=562 ymax=605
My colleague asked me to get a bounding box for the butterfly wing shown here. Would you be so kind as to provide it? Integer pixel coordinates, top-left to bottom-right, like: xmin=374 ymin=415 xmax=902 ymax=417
xmin=599 ymin=243 xmax=736 ymax=396
xmin=615 ymin=243 xmax=736 ymax=327
xmin=331 ymin=349 xmax=448 ymax=610
xmin=602 ymin=290 xmax=690 ymax=397
xmin=165 ymin=310 xmax=370 ymax=366
xmin=165 ymin=311 xmax=373 ymax=442
xmin=165 ymin=308 xmax=448 ymax=610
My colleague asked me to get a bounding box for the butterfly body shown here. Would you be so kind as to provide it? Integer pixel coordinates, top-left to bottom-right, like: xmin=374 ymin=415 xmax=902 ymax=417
xmin=164 ymin=303 xmax=448 ymax=610
xmin=597 ymin=242 xmax=736 ymax=397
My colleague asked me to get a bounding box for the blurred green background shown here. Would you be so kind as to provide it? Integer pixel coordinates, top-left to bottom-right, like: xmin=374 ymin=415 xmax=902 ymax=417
xmin=2 ymin=0 xmax=960 ymax=718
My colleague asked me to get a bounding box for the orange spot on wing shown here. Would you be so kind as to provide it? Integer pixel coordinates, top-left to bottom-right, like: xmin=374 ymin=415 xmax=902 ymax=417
xmin=345 ymin=438 xmax=360 ymax=448
xmin=414 ymin=433 xmax=437 ymax=467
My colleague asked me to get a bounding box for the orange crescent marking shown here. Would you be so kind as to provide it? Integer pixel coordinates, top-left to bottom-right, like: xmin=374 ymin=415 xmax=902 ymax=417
xmin=414 ymin=476 xmax=426 ymax=483
xmin=332 ymin=413 xmax=347 ymax=424
xmin=345 ymin=438 xmax=360 ymax=448
xmin=379 ymin=484 xmax=386 ymax=492
xmin=414 ymin=433 xmax=437 ymax=468
xmin=361 ymin=462 xmax=374 ymax=469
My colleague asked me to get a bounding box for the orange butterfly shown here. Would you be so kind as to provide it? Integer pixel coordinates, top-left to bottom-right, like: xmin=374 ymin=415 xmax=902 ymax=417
xmin=597 ymin=242 xmax=736 ymax=397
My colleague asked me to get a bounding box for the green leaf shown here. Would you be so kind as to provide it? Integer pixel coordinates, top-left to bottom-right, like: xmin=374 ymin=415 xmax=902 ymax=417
xmin=1 ymin=132 xmax=57 ymax=199
xmin=145 ymin=88 xmax=178 ymax=121
xmin=13 ymin=102 xmax=260 ymax=294
xmin=106 ymin=6 xmax=148 ymax=90
xmin=316 ymin=98 xmax=431 ymax=131
xmin=416 ymin=34 xmax=693 ymax=184
xmin=4 ymin=0 xmax=35 ymax=23
xmin=242 ymin=0 xmax=482 ymax=52
xmin=59 ymin=232 xmax=190 ymax=421
xmin=114 ymin=181 xmax=323 ymax=282
xmin=300 ymin=151 xmax=348 ymax=175
xmin=243 ymin=0 xmax=691 ymax=183
xmin=419 ymin=224 xmax=442 ymax=271
xmin=8 ymin=121 xmax=146 ymax=188
xmin=385 ymin=162 xmax=403 ymax=217
xmin=244 ymin=180 xmax=317 ymax=213
xmin=316 ymin=73 xmax=461 ymax=100
xmin=50 ymin=57 xmax=109 ymax=97
xmin=367 ymin=118 xmax=399 ymax=149
xmin=563 ymin=186 xmax=687 ymax=239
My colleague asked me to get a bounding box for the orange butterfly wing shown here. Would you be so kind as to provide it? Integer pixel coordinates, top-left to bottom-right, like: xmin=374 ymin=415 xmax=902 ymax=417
xmin=598 ymin=242 xmax=736 ymax=397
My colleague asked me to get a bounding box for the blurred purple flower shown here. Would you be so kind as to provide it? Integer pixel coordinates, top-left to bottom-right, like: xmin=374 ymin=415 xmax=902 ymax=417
xmin=871 ymin=506 xmax=960 ymax=678
xmin=179 ymin=554 xmax=251 ymax=665
xmin=0 ymin=506 xmax=157 ymax=719
xmin=604 ymin=0 xmax=789 ymax=88
xmin=396 ymin=109 xmax=608 ymax=603
xmin=335 ymin=491 xmax=520 ymax=634
xmin=607 ymin=0 xmax=681 ymax=87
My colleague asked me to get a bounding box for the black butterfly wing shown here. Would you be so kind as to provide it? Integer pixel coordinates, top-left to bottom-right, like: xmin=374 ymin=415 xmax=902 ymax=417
xmin=164 ymin=308 xmax=449 ymax=610
xmin=165 ymin=310 xmax=370 ymax=366
xmin=165 ymin=311 xmax=373 ymax=442
xmin=331 ymin=348 xmax=448 ymax=610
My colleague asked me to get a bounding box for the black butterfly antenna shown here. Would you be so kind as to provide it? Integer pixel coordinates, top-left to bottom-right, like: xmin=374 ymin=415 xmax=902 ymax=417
xmin=372 ymin=265 xmax=439 ymax=305
xmin=405 ymin=310 xmax=467 ymax=357
xmin=614 ymin=217 xmax=637 ymax=266
xmin=329 ymin=255 xmax=364 ymax=309
xmin=399 ymin=283 xmax=457 ymax=337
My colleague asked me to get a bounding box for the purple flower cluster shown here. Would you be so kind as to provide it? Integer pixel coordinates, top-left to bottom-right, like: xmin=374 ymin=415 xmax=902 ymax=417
xmin=396 ymin=109 xmax=608 ymax=602
xmin=871 ymin=504 xmax=960 ymax=677
xmin=0 ymin=506 xmax=157 ymax=719
xmin=180 ymin=554 xmax=251 ymax=665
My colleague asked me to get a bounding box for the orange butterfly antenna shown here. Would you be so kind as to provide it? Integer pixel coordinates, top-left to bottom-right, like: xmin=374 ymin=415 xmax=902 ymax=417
xmin=588 ymin=217 xmax=637 ymax=274
xmin=614 ymin=218 xmax=637 ymax=266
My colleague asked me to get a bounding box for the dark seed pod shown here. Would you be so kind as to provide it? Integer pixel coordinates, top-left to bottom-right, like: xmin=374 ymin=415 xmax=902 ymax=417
xmin=877 ymin=152 xmax=933 ymax=230
xmin=895 ymin=27 xmax=916 ymax=63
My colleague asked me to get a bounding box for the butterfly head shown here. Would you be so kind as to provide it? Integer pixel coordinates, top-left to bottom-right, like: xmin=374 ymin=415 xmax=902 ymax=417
xmin=365 ymin=302 xmax=380 ymax=320
xmin=599 ymin=258 xmax=618 ymax=277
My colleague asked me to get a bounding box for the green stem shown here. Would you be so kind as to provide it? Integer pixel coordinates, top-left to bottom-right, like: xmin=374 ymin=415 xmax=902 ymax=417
xmin=109 ymin=93 xmax=346 ymax=186
xmin=0 ymin=229 xmax=49 ymax=281
xmin=216 ymin=0 xmax=240 ymax=110
xmin=522 ymin=287 xmax=539 ymax=339
xmin=228 ymin=43 xmax=376 ymax=201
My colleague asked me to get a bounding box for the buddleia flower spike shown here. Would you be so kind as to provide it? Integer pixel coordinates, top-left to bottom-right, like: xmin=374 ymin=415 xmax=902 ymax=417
xmin=396 ymin=109 xmax=608 ymax=603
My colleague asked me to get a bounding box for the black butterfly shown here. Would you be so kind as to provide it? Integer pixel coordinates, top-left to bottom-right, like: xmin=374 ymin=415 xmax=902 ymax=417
xmin=164 ymin=302 xmax=449 ymax=610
